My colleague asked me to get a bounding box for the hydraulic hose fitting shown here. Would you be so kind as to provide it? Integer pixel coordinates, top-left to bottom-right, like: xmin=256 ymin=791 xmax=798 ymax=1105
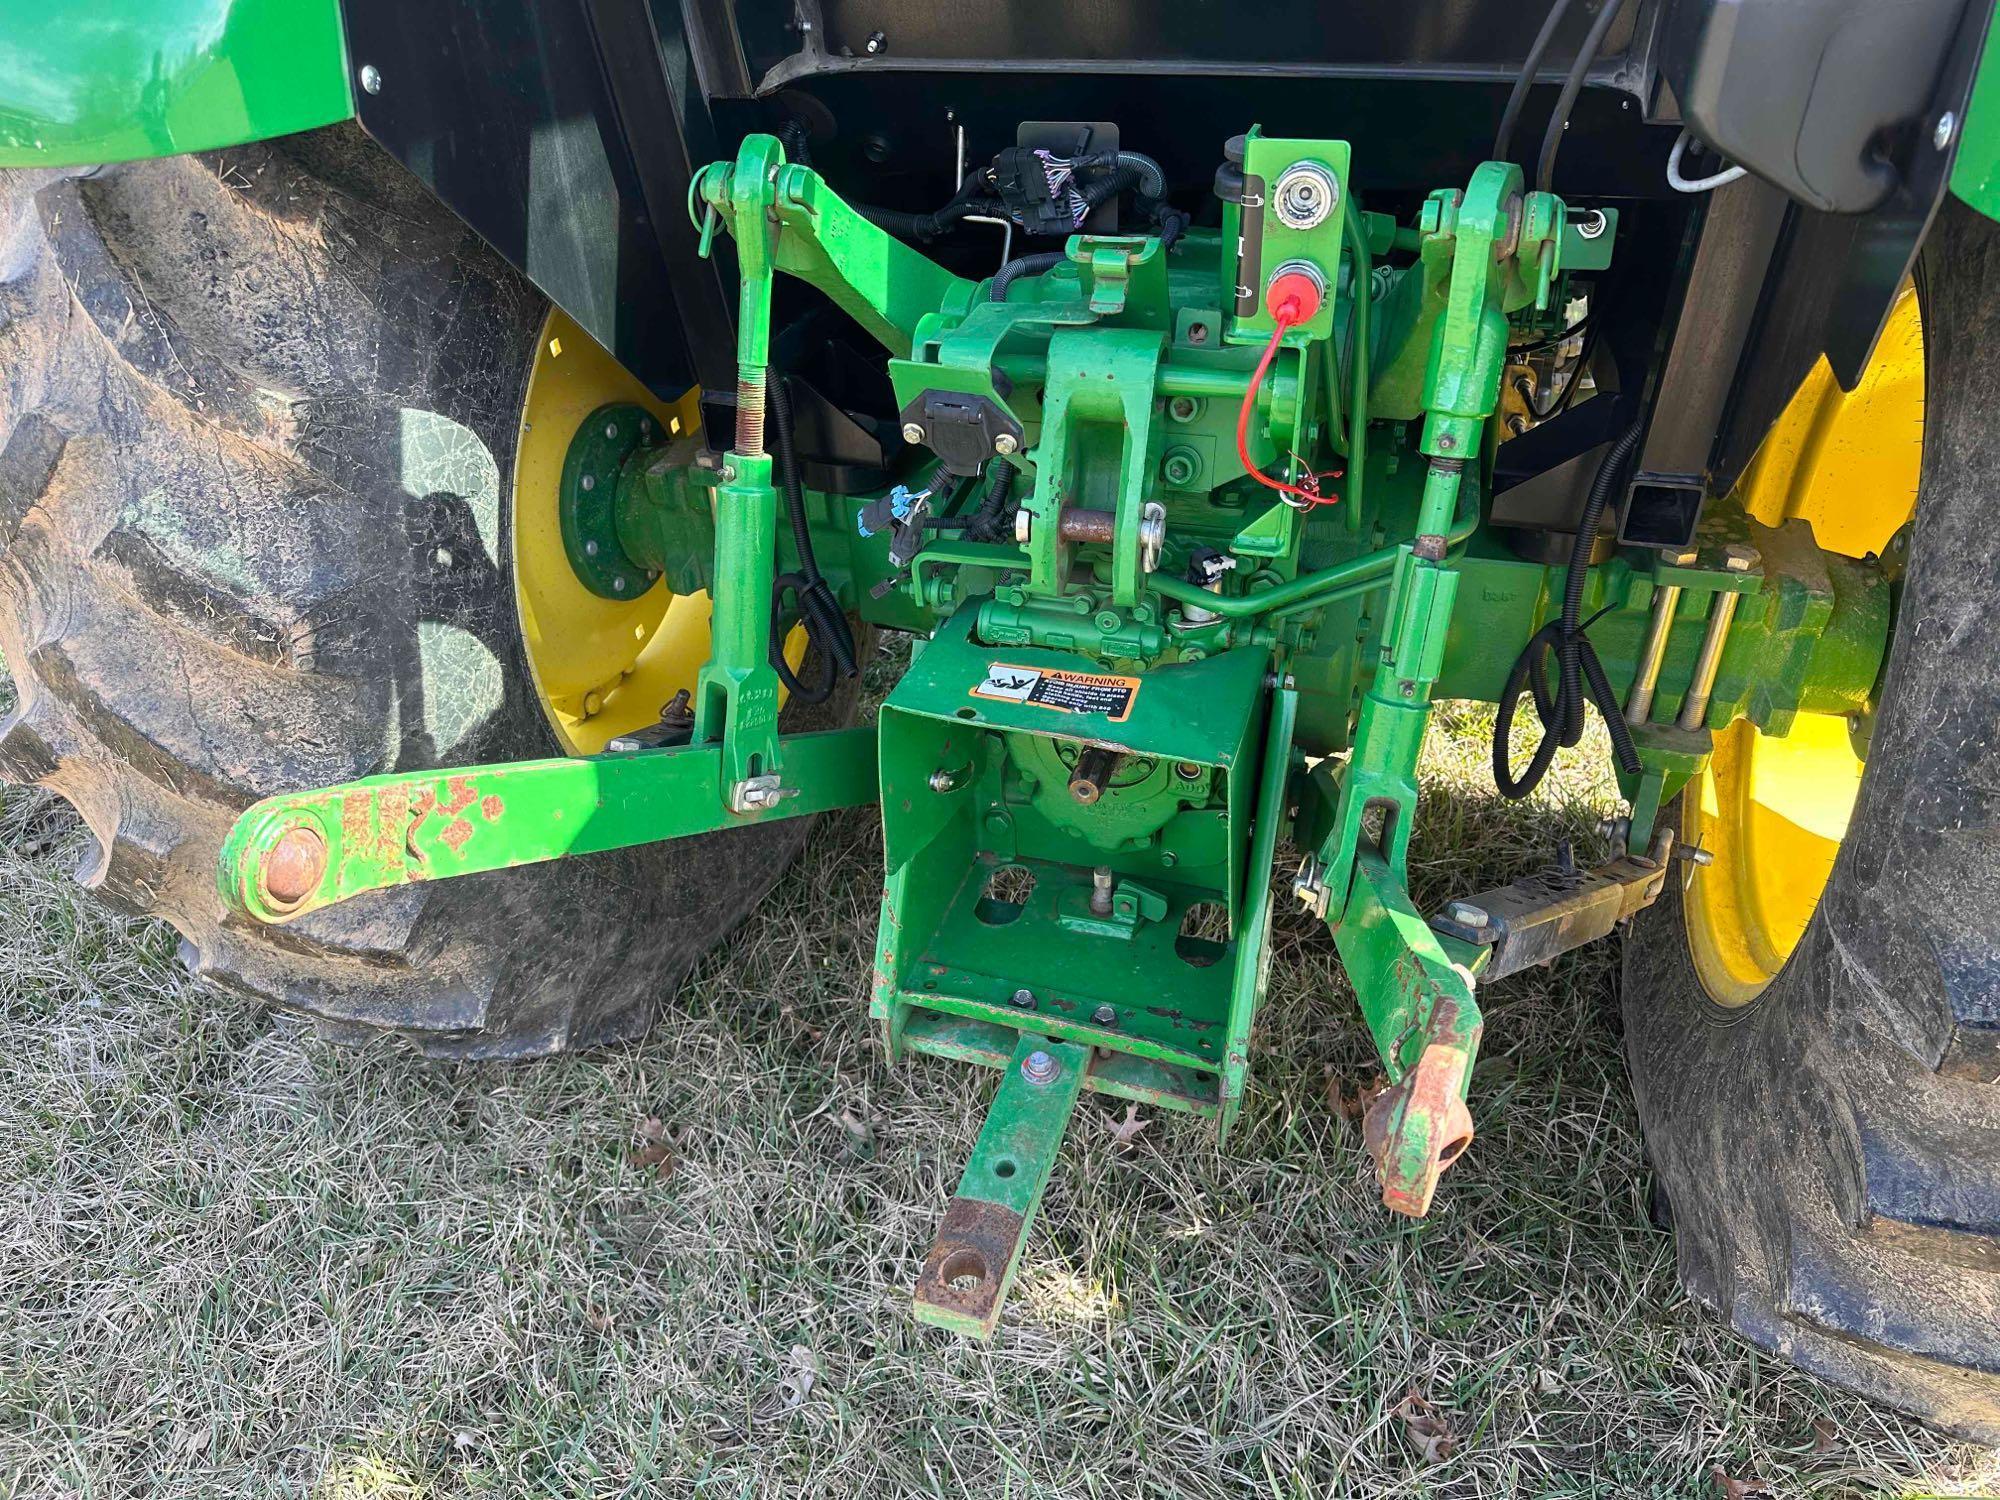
xmin=1264 ymin=259 xmax=1326 ymax=324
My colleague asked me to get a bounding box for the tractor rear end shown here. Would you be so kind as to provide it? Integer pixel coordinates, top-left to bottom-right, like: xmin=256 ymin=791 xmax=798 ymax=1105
xmin=2 ymin=0 xmax=1997 ymax=1440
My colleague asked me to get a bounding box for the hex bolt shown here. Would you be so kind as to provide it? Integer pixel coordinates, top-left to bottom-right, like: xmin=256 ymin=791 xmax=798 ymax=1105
xmin=1624 ymin=581 xmax=1682 ymax=726
xmin=994 ymin=432 xmax=1019 ymax=456
xmin=1010 ymin=988 xmax=1036 ymax=1009
xmin=865 ymin=29 xmax=887 ymax=53
xmin=1090 ymin=866 xmax=1114 ymax=917
xmin=358 ymin=64 xmax=382 ymax=95
xmin=901 ymin=421 xmax=925 ymax=444
xmin=1723 ymin=543 xmax=1760 ymax=574
xmin=1445 ymin=900 xmax=1489 ymax=928
xmin=1576 ymin=209 xmax=1607 ymax=240
xmin=580 ymin=474 xmax=595 ymax=491
xmin=1092 ymin=1004 xmax=1118 ymax=1026
xmin=584 ymin=539 xmax=600 ymax=556
xmin=612 ymin=577 xmax=626 ymax=593
xmin=1663 ymin=546 xmax=1699 ymax=567
xmin=1021 ymin=1049 xmax=1058 ymax=1084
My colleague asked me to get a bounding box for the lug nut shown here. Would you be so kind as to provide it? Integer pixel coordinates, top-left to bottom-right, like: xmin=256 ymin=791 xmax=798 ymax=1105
xmin=1021 ymin=1049 xmax=1058 ymax=1084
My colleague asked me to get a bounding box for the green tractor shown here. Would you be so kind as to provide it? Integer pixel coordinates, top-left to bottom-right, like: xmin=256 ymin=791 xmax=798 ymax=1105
xmin=3 ymin=0 xmax=1997 ymax=1437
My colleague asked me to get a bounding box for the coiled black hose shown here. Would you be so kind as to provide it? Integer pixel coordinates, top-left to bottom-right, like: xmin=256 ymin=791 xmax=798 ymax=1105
xmin=1493 ymin=422 xmax=1645 ymax=799
xmin=766 ymin=369 xmax=857 ymax=704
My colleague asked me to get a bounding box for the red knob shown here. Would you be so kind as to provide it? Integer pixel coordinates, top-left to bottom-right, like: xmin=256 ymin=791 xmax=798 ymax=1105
xmin=1265 ymin=267 xmax=1323 ymax=324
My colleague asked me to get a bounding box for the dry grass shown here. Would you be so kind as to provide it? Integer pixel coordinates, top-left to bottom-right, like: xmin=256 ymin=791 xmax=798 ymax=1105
xmin=0 ymin=700 xmax=1995 ymax=1497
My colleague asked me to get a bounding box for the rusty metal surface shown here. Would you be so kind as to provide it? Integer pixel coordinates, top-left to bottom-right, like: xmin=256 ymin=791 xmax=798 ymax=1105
xmin=912 ymin=1197 xmax=1029 ymax=1339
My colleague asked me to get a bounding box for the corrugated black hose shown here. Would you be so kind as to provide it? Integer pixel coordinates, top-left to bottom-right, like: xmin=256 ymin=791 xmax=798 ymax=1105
xmin=766 ymin=369 xmax=857 ymax=704
xmin=1493 ymin=421 xmax=1646 ymax=798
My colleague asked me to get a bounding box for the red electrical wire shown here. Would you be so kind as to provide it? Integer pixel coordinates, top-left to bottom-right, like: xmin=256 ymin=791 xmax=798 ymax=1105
xmin=1236 ymin=310 xmax=1342 ymax=506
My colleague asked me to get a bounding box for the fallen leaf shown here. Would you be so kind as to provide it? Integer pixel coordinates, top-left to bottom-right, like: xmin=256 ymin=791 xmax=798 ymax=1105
xmin=585 ymin=1304 xmax=614 ymax=1333
xmin=1327 ymin=1073 xmax=1387 ymax=1122
xmin=1811 ymin=1417 xmax=1840 ymax=1456
xmin=1710 ymin=1465 xmax=1774 ymax=1498
xmin=1535 ymin=1366 xmax=1562 ymax=1396
xmin=629 ymin=1116 xmax=676 ymax=1178
xmin=836 ymin=1109 xmax=877 ymax=1161
xmin=755 ymin=1344 xmax=820 ymax=1425
xmin=1104 ymin=1103 xmax=1149 ymax=1149
xmin=1397 ymin=1388 xmax=1456 ymax=1464
xmin=780 ymin=1344 xmax=817 ymax=1408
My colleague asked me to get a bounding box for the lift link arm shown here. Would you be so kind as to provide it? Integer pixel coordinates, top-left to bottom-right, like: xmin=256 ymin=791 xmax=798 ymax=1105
xmin=1296 ymin=161 xmax=1560 ymax=1217
xmin=215 ymin=731 xmax=880 ymax=926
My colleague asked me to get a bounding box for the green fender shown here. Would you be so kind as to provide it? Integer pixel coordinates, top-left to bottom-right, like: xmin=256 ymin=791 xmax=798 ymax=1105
xmin=1954 ymin=2 xmax=2000 ymax=220
xmin=0 ymin=0 xmax=352 ymax=169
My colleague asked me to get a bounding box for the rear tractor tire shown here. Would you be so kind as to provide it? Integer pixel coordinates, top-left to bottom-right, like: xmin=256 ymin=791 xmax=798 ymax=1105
xmin=1623 ymin=197 xmax=2000 ymax=1441
xmin=0 ymin=126 xmax=859 ymax=1057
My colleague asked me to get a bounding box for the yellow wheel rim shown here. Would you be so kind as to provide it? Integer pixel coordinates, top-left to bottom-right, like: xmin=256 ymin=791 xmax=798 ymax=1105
xmin=1681 ymin=284 xmax=1923 ymax=1006
xmin=513 ymin=310 xmax=711 ymax=755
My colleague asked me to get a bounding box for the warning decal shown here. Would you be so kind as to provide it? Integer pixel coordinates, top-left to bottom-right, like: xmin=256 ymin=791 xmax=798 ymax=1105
xmin=970 ymin=662 xmax=1140 ymax=721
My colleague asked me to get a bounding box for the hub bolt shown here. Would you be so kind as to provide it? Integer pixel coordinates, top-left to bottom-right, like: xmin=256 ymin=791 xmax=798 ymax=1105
xmin=1021 ymin=1050 xmax=1059 ymax=1084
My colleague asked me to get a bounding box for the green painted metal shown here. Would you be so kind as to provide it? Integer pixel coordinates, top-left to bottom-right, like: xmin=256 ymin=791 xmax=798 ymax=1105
xmin=870 ymin=608 xmax=1265 ymax=1083
xmin=217 ymin=729 xmax=880 ymax=925
xmin=1216 ymin=681 xmax=1298 ymax=1137
xmin=0 ymin=0 xmax=352 ymax=169
xmin=210 ymin=124 xmax=1901 ymax=1296
xmin=562 ymin=403 xmax=665 ymax=599
xmin=1951 ymin=2 xmax=2000 ymax=221
xmin=1332 ymin=847 xmax=1483 ymax=1216
xmin=692 ymin=136 xmax=791 ymax=802
xmin=911 ymin=1034 xmax=1089 ymax=1338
